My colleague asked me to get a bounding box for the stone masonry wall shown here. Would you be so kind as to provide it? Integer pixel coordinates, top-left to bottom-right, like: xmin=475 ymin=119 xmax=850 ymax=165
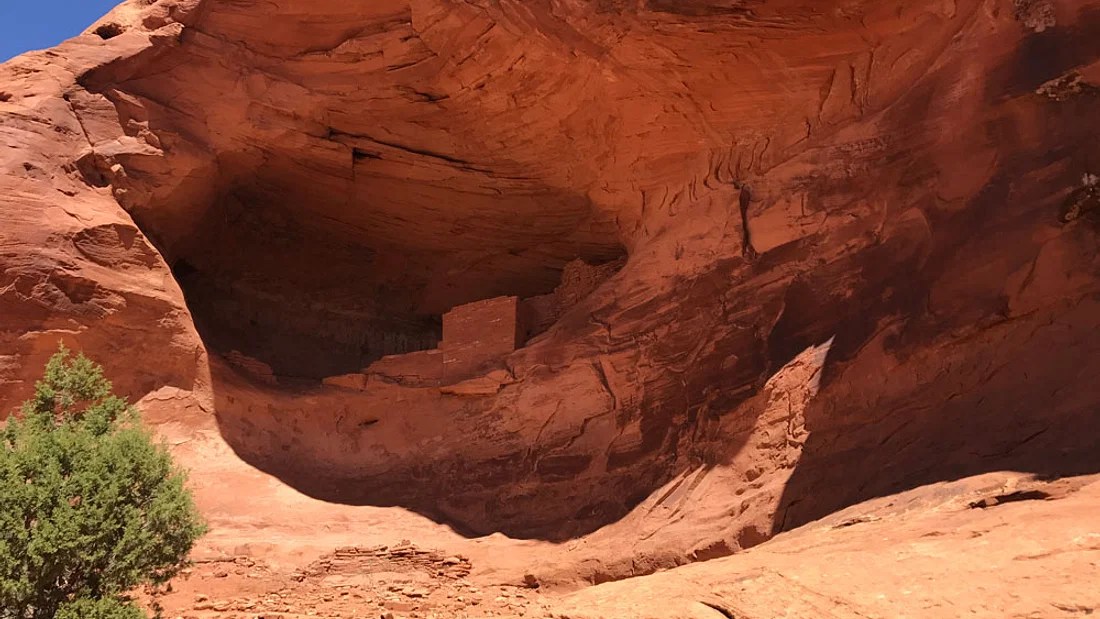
xmin=441 ymin=296 xmax=523 ymax=380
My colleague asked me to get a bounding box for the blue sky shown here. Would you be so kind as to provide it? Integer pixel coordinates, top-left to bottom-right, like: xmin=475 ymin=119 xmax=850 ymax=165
xmin=0 ymin=0 xmax=121 ymax=62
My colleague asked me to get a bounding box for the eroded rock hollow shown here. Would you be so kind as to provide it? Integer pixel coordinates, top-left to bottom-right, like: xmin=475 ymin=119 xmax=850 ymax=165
xmin=2 ymin=0 xmax=1100 ymax=570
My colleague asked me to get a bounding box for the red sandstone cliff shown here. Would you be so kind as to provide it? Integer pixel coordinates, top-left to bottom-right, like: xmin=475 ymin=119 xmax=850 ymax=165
xmin=2 ymin=0 xmax=1100 ymax=615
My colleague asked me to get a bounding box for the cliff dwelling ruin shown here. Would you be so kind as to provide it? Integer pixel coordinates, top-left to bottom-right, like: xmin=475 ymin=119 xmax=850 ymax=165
xmin=158 ymin=182 xmax=625 ymax=383
xmin=312 ymin=258 xmax=626 ymax=389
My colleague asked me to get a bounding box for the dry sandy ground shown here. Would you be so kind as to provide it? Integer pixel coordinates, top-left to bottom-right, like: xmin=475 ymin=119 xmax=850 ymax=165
xmin=143 ymin=389 xmax=1100 ymax=619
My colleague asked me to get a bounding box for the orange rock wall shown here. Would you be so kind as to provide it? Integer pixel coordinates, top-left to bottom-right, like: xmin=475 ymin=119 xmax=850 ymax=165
xmin=1 ymin=0 xmax=1099 ymax=551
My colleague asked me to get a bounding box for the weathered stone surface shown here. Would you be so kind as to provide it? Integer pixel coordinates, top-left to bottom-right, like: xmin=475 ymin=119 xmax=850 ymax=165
xmin=365 ymin=348 xmax=445 ymax=386
xmin=521 ymin=258 xmax=624 ymax=339
xmin=1 ymin=1 xmax=1100 ymax=615
xmin=439 ymin=369 xmax=516 ymax=397
xmin=130 ymin=469 xmax=1100 ymax=618
xmin=552 ymin=472 xmax=1100 ymax=619
xmin=441 ymin=296 xmax=522 ymax=380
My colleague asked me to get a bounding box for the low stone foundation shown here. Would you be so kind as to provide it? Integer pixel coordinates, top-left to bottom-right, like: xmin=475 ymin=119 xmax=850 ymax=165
xmin=323 ymin=260 xmax=621 ymax=389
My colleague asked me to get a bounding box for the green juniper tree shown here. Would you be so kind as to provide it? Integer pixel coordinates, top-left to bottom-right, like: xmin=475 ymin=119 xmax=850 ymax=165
xmin=0 ymin=346 xmax=205 ymax=619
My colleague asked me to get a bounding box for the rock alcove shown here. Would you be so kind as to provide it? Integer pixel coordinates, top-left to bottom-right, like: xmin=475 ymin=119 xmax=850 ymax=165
xmin=6 ymin=0 xmax=1100 ymax=547
xmin=155 ymin=177 xmax=626 ymax=382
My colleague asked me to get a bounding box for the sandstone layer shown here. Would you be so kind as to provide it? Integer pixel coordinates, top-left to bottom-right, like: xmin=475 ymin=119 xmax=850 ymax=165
xmin=143 ymin=471 xmax=1100 ymax=618
xmin=2 ymin=0 xmax=1100 ymax=614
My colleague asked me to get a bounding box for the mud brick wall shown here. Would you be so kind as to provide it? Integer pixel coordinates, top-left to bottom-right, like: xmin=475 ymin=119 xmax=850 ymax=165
xmin=441 ymin=296 xmax=523 ymax=380
xmin=520 ymin=258 xmax=625 ymax=338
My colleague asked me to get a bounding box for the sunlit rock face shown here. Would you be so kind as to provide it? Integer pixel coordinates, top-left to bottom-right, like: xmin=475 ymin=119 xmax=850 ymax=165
xmin=1 ymin=0 xmax=1099 ymax=552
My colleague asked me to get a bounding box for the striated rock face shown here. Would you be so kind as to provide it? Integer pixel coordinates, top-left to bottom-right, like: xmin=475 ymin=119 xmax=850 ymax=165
xmin=2 ymin=0 xmax=1100 ymax=585
xmin=139 ymin=471 xmax=1100 ymax=618
xmin=551 ymin=473 xmax=1100 ymax=618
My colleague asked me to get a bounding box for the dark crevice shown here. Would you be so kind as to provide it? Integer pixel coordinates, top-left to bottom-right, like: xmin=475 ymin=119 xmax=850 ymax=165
xmin=738 ymin=184 xmax=757 ymax=260
xmin=327 ymin=127 xmax=485 ymax=170
xmin=969 ymin=490 xmax=1051 ymax=509
xmin=94 ymin=23 xmax=126 ymax=40
xmin=699 ymin=601 xmax=737 ymax=619
xmin=399 ymin=86 xmax=450 ymax=103
xmin=351 ymin=147 xmax=382 ymax=162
